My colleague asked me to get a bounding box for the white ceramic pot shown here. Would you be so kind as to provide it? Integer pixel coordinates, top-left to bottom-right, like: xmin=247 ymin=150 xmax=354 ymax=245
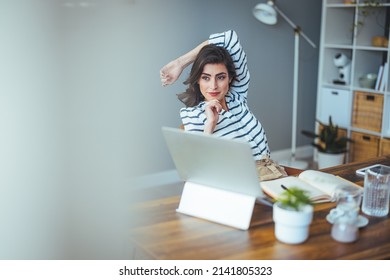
xmin=273 ymin=203 xmax=314 ymax=244
xmin=317 ymin=151 xmax=345 ymax=169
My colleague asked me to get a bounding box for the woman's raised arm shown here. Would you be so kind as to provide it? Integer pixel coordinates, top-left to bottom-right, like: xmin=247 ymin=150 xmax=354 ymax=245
xmin=160 ymin=40 xmax=208 ymax=87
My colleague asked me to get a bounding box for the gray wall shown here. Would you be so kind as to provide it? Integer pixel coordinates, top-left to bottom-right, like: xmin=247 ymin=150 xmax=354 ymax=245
xmin=141 ymin=0 xmax=322 ymax=176
xmin=0 ymin=0 xmax=321 ymax=259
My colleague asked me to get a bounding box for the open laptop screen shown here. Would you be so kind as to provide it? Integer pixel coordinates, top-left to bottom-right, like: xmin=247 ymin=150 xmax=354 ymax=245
xmin=162 ymin=127 xmax=263 ymax=198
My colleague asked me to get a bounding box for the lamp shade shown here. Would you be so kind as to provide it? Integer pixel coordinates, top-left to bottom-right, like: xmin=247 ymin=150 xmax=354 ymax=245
xmin=253 ymin=1 xmax=277 ymax=25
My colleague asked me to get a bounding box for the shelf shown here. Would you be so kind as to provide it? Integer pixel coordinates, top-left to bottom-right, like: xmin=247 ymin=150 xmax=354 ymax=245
xmin=317 ymin=1 xmax=390 ymax=162
xmin=354 ymin=46 xmax=388 ymax=51
xmin=324 ymin=7 xmax=355 ymax=45
xmin=322 ymin=82 xmax=351 ymax=90
xmin=351 ymin=86 xmax=385 ymax=94
xmin=324 ymin=44 xmax=353 ymax=49
xmin=326 ymin=1 xmax=390 ymax=8
xmin=325 ymin=44 xmax=388 ymax=51
xmin=350 ymin=127 xmax=382 ymax=137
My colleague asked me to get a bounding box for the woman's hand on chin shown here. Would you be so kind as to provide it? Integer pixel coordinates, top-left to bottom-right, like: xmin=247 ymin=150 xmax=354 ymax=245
xmin=204 ymin=99 xmax=222 ymax=134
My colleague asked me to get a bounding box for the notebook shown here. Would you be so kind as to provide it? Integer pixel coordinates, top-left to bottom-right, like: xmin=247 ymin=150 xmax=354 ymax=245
xmin=162 ymin=127 xmax=264 ymax=230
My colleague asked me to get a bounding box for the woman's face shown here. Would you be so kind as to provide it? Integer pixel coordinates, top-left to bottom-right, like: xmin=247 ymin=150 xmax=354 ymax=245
xmin=198 ymin=63 xmax=231 ymax=103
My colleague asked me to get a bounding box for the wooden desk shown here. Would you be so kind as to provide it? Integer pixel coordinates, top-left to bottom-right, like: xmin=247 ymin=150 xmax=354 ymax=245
xmin=129 ymin=155 xmax=390 ymax=259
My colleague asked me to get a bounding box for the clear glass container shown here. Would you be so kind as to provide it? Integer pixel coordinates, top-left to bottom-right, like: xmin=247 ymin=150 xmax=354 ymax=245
xmin=362 ymin=166 xmax=390 ymax=217
xmin=331 ymin=213 xmax=359 ymax=243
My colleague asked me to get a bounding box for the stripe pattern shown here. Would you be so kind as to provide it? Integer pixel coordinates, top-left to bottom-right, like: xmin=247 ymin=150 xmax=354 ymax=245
xmin=180 ymin=30 xmax=270 ymax=160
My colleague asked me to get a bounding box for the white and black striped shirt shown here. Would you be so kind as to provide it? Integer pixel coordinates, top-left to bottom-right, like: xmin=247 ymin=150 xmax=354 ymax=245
xmin=180 ymin=30 xmax=270 ymax=160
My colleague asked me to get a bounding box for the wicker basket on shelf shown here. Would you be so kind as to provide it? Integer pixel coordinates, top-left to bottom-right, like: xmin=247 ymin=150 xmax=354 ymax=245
xmin=350 ymin=132 xmax=380 ymax=162
xmin=379 ymin=138 xmax=390 ymax=156
xmin=352 ymin=91 xmax=383 ymax=133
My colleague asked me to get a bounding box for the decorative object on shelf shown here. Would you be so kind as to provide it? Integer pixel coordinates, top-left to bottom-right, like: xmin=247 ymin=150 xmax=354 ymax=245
xmin=253 ymin=0 xmax=316 ymax=170
xmin=354 ymin=0 xmax=384 ymax=36
xmin=358 ymin=73 xmax=377 ymax=89
xmin=302 ymin=116 xmax=353 ymax=169
xmin=273 ymin=187 xmax=313 ymax=244
xmin=333 ymin=53 xmax=351 ymax=85
xmin=372 ymin=35 xmax=388 ymax=47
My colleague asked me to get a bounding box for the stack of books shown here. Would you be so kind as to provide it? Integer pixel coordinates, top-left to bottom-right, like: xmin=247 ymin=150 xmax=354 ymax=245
xmin=375 ymin=62 xmax=388 ymax=91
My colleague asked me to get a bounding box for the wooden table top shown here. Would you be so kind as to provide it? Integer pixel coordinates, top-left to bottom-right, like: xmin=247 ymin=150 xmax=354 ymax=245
xmin=129 ymin=155 xmax=390 ymax=260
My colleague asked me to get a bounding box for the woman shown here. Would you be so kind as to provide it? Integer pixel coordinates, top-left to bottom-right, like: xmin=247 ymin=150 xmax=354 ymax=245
xmin=160 ymin=30 xmax=270 ymax=160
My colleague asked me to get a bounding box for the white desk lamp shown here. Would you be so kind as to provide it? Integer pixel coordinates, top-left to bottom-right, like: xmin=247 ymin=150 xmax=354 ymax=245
xmin=253 ymin=0 xmax=316 ymax=170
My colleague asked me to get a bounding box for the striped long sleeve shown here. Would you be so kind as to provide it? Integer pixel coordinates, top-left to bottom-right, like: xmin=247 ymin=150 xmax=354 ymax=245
xmin=180 ymin=30 xmax=270 ymax=159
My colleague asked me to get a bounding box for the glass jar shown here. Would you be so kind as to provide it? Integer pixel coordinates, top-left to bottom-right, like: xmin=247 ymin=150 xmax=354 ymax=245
xmin=331 ymin=213 xmax=359 ymax=243
xmin=362 ymin=166 xmax=390 ymax=217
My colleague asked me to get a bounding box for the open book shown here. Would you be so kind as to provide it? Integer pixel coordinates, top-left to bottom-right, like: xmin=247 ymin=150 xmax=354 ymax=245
xmin=259 ymin=170 xmax=361 ymax=203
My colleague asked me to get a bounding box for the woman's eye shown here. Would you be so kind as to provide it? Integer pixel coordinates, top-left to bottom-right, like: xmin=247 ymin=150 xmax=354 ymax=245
xmin=217 ymin=75 xmax=226 ymax=80
xmin=201 ymin=76 xmax=210 ymax=81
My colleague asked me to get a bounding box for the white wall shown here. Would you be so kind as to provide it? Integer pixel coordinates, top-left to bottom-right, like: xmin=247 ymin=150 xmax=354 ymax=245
xmin=0 ymin=0 xmax=129 ymax=259
xmin=0 ymin=0 xmax=67 ymax=258
xmin=0 ymin=0 xmax=321 ymax=259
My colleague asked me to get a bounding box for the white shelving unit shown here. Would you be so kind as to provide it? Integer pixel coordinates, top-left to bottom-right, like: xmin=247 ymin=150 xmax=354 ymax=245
xmin=316 ymin=0 xmax=390 ymax=162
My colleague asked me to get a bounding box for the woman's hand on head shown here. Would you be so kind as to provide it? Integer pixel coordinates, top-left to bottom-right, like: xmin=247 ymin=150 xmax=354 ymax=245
xmin=160 ymin=40 xmax=208 ymax=87
xmin=204 ymin=99 xmax=222 ymax=134
xmin=160 ymin=59 xmax=183 ymax=87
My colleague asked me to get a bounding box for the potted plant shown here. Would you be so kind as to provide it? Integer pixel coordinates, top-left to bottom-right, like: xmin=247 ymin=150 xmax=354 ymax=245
xmin=348 ymin=1 xmax=384 ymax=38
xmin=301 ymin=116 xmax=353 ymax=169
xmin=356 ymin=1 xmax=383 ymax=32
xmin=273 ymin=187 xmax=313 ymax=244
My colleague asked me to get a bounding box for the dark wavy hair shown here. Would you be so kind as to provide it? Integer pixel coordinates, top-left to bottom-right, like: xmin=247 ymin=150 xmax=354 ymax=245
xmin=177 ymin=44 xmax=237 ymax=107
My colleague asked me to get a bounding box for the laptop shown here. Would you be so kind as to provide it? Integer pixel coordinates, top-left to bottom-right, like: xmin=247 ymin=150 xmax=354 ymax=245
xmin=162 ymin=126 xmax=265 ymax=230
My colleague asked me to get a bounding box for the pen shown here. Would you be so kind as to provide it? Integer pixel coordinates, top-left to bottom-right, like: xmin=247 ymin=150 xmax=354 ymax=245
xmin=281 ymin=184 xmax=295 ymax=196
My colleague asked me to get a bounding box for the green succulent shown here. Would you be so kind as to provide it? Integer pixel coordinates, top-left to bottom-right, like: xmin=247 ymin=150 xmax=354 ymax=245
xmin=301 ymin=116 xmax=353 ymax=154
xmin=275 ymin=187 xmax=312 ymax=211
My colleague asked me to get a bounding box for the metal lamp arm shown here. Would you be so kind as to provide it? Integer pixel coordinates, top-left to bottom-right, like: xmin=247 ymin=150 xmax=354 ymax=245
xmin=274 ymin=4 xmax=316 ymax=48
